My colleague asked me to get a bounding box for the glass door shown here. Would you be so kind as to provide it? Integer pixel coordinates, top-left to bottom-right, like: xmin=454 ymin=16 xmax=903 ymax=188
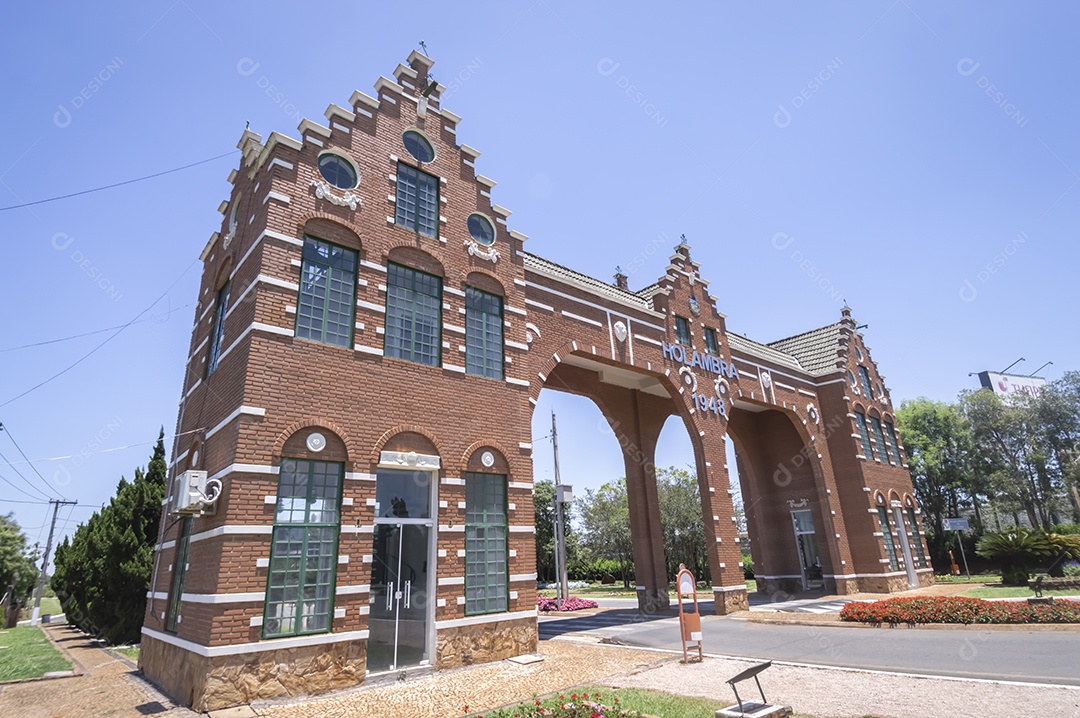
xmin=893 ymin=506 xmax=918 ymax=588
xmin=367 ymin=468 xmax=433 ymax=673
xmin=791 ymin=509 xmax=824 ymax=591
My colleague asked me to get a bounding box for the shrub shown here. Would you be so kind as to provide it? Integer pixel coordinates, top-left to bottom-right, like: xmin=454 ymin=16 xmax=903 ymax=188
xmin=975 ymin=528 xmax=1056 ymax=585
xmin=840 ymin=596 xmax=1080 ymax=624
xmin=1063 ymin=561 xmax=1080 ymax=578
xmin=741 ymin=554 xmax=754 ymax=580
xmin=1051 ymin=523 xmax=1080 ymax=535
xmin=536 ymin=595 xmax=598 ymax=612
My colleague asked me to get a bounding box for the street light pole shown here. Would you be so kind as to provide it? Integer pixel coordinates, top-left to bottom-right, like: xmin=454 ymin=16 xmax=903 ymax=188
xmin=551 ymin=411 xmax=569 ymax=609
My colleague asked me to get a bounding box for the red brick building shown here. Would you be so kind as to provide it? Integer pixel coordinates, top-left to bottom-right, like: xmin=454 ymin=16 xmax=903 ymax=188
xmin=140 ymin=50 xmax=931 ymax=711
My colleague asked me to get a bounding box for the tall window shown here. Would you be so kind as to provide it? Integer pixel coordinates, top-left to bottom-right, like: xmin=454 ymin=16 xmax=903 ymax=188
xmin=465 ymin=287 xmax=503 ymax=379
xmin=877 ymin=507 xmax=899 ymax=571
xmin=907 ymin=507 xmax=927 ymax=569
xmin=675 ymin=316 xmax=691 ymax=346
xmin=165 ymin=516 xmax=193 ymax=633
xmin=385 ymin=263 xmax=442 ymax=366
xmin=885 ymin=422 xmax=904 ymax=464
xmin=854 ymin=412 xmax=874 ymax=459
xmin=464 ymin=472 xmax=507 ymax=615
xmin=206 ymin=281 xmax=230 ymax=376
xmin=296 ymin=237 xmax=357 ymax=348
xmin=859 ymin=365 xmax=874 ymax=399
xmin=869 ymin=415 xmax=888 ymax=463
xmin=394 ymin=163 xmax=438 ymax=237
xmin=880 ymin=419 xmax=899 ymax=465
xmin=704 ymin=327 xmax=719 ymax=356
xmin=263 ymin=459 xmax=342 ymax=638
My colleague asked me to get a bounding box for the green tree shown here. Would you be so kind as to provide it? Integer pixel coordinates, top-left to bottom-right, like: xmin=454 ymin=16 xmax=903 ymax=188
xmin=896 ymin=398 xmax=978 ymax=566
xmin=575 ymin=479 xmax=633 ymax=587
xmin=51 ymin=429 xmax=167 ymax=644
xmin=656 ymin=466 xmax=708 ymax=583
xmin=0 ymin=514 xmax=38 ymax=627
xmin=533 ymin=479 xmax=578 ymax=583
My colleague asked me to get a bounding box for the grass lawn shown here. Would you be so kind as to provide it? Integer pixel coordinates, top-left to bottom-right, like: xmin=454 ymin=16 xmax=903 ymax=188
xmin=933 ymin=573 xmax=1000 ymax=584
xmin=962 ymin=585 xmax=1080 ymax=599
xmin=0 ymin=626 xmax=72 ymax=681
xmin=111 ymin=645 xmax=140 ymax=661
xmin=18 ymin=596 xmax=63 ymax=621
xmin=482 ymin=685 xmax=723 ymax=717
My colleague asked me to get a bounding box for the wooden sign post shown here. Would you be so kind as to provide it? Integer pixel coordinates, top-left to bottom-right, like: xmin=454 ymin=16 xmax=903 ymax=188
xmin=676 ymin=563 xmax=703 ymax=663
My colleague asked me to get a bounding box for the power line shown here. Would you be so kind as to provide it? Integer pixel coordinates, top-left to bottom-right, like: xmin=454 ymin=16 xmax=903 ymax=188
xmin=0 ymin=259 xmax=198 ymax=409
xmin=0 ymin=303 xmax=193 ymax=353
xmin=0 ymin=469 xmax=51 ymax=502
xmin=0 ymin=496 xmax=50 ymax=505
xmin=0 ymin=427 xmax=203 ymax=466
xmin=1 ymin=423 xmax=67 ymax=501
xmin=0 ymin=150 xmax=239 ymax=213
xmin=0 ymin=447 xmax=55 ymax=501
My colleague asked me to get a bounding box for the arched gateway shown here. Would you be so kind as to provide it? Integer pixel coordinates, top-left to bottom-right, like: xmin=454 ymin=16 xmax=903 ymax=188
xmin=140 ymin=51 xmax=931 ymax=711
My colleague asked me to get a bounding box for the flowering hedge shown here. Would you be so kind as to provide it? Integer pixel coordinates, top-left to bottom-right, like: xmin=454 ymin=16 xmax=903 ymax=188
xmin=475 ymin=690 xmax=640 ymax=717
xmin=840 ymin=596 xmax=1080 ymax=624
xmin=537 ymin=595 xmax=599 ymax=612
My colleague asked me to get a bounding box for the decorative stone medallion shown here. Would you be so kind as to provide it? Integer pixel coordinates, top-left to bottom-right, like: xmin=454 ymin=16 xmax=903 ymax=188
xmin=613 ymin=321 xmax=627 ymax=343
xmin=807 ymin=404 xmax=819 ymax=424
xmin=679 ymin=366 xmax=698 ymax=393
xmin=310 ymin=180 xmax=360 ymax=210
xmin=465 ymin=239 xmax=500 ymax=263
xmin=306 ymin=432 xmax=327 ymax=452
xmin=689 ymin=295 xmax=700 ymax=316
xmin=481 ymin=451 xmax=495 ymax=468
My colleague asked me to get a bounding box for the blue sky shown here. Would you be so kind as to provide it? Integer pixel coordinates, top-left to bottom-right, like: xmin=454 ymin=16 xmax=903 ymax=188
xmin=1 ymin=2 xmax=1077 ymax=551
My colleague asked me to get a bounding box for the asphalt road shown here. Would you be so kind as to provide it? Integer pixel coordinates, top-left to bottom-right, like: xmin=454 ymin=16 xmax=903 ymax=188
xmin=539 ymin=608 xmax=1080 ymax=686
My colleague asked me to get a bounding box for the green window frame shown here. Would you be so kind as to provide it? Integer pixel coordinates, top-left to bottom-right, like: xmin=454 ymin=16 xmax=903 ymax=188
xmin=854 ymin=411 xmax=874 ymax=459
xmin=464 ymin=472 xmax=508 ymax=616
xmin=385 ymin=262 xmax=442 ymax=366
xmin=465 ymin=286 xmax=503 ymax=379
xmin=165 ymin=516 xmax=193 ymax=633
xmin=877 ymin=507 xmax=899 ymax=571
xmin=206 ymin=281 xmax=230 ymax=377
xmin=869 ymin=415 xmax=888 ymax=464
xmin=394 ymin=162 xmax=439 ymax=237
xmin=674 ymin=316 xmax=691 ymax=346
xmin=263 ymin=459 xmax=343 ymax=639
xmin=859 ymin=365 xmax=874 ymax=399
xmin=295 ymin=237 xmax=357 ymax=348
xmin=703 ymin=327 xmax=719 ymax=356
xmin=907 ymin=507 xmax=927 ymax=569
xmin=885 ymin=422 xmax=904 ymax=464
xmin=880 ymin=419 xmax=899 ymax=465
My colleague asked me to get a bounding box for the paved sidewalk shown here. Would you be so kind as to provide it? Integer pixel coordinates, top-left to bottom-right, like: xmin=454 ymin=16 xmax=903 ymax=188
xmin=610 ymin=650 xmax=1080 ymax=718
xmin=0 ymin=624 xmax=195 ymax=718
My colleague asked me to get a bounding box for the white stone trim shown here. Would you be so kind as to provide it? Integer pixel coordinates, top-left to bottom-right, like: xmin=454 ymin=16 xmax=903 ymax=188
xmin=205 ymin=405 xmax=266 ymax=439
xmin=141 ymin=626 xmax=370 ymax=658
xmin=188 ymin=525 xmax=273 ymax=544
xmin=434 ymin=609 xmax=537 ymax=630
xmin=181 ymin=591 xmax=264 ymax=604
xmin=509 ymin=573 xmax=536 ymax=582
xmin=712 ymin=585 xmax=749 ymax=592
xmin=335 ymin=584 xmax=370 ymax=595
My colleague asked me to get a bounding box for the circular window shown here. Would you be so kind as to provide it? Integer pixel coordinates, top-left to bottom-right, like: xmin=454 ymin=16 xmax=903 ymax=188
xmin=402 ymin=130 xmax=435 ymax=163
xmin=317 ymin=153 xmax=358 ymax=189
xmin=467 ymin=213 xmax=496 ymax=246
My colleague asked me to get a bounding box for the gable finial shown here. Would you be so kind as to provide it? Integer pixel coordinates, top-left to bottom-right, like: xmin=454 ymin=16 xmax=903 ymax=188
xmin=419 ymin=40 xmax=428 ymax=55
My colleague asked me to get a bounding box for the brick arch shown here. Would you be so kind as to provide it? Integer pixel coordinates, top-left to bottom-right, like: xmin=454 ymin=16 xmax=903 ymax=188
xmin=868 ymin=407 xmax=882 ymax=419
xmin=902 ymin=492 xmax=917 ymax=509
xmin=213 ymin=256 xmax=233 ymax=290
xmin=459 ymin=440 xmax=513 ymax=476
xmin=461 ymin=269 xmax=505 ymax=296
xmin=888 ymin=489 xmax=902 ymax=504
xmin=270 ymin=418 xmax=356 ymax=460
xmin=873 ymin=490 xmax=887 ymax=506
xmin=300 ymin=216 xmax=363 ymax=253
xmin=386 ymin=245 xmax=445 ymax=277
xmin=369 ymin=423 xmax=445 ymax=465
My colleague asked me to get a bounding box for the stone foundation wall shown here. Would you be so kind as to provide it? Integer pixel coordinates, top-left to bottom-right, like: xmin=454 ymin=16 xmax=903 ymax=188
xmin=855 ymin=574 xmax=911 ymax=594
xmin=716 ymin=589 xmax=748 ymax=614
xmin=436 ymin=616 xmax=537 ymax=669
xmin=140 ymin=634 xmax=366 ymax=712
xmin=755 ymin=577 xmax=804 ymax=596
xmin=1032 ymin=577 xmax=1080 ymax=590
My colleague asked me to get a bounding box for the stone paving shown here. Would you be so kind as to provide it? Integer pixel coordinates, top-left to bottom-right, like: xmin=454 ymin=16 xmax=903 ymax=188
xmin=0 ymin=624 xmax=196 ymax=718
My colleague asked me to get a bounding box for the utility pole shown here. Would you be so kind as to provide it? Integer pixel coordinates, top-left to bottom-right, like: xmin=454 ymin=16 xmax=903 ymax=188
xmin=551 ymin=412 xmax=570 ymax=610
xmin=31 ymin=499 xmax=77 ymax=625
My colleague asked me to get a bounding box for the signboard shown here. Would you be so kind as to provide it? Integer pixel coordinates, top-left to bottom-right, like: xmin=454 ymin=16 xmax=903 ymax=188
xmin=943 ymin=518 xmax=969 ymax=531
xmin=977 ymin=371 xmax=1046 ymax=399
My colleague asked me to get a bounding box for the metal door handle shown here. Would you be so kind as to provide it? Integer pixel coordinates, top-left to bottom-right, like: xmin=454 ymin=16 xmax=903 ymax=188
xmin=405 ymin=579 xmax=411 ymax=608
xmin=386 ymin=581 xmax=394 ymax=611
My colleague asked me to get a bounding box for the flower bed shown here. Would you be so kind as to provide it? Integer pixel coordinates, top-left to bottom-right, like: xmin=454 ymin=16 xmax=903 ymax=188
xmin=537 ymin=595 xmax=599 ymax=612
xmin=840 ymin=596 xmax=1080 ymax=624
xmin=476 ymin=690 xmax=640 ymax=717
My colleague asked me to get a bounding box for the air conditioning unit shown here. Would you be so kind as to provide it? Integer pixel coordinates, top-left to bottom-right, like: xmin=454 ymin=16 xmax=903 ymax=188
xmin=170 ymin=470 xmax=209 ymax=514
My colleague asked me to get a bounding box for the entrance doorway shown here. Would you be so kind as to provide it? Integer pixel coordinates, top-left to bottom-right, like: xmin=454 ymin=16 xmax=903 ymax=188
xmin=368 ymin=468 xmax=434 ymax=673
xmin=790 ymin=509 xmax=824 ymax=591
xmin=892 ymin=504 xmax=918 ymax=588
